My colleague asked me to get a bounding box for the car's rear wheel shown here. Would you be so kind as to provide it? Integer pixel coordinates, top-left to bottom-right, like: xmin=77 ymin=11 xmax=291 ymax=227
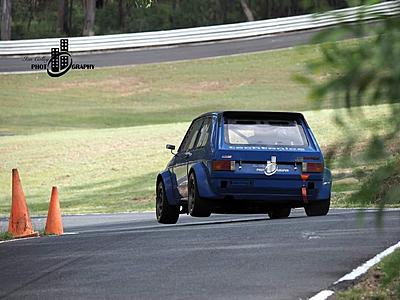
xmin=304 ymin=199 xmax=330 ymax=217
xmin=268 ymin=207 xmax=291 ymax=219
xmin=156 ymin=180 xmax=179 ymax=224
xmin=188 ymin=172 xmax=211 ymax=217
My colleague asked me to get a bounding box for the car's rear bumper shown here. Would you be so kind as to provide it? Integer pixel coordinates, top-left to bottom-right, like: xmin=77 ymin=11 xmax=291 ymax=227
xmin=188 ymin=162 xmax=332 ymax=206
xmin=196 ymin=175 xmax=331 ymax=203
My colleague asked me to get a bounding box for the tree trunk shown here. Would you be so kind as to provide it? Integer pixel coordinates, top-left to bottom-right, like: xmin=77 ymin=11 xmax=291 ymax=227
xmin=58 ymin=0 xmax=69 ymax=35
xmin=118 ymin=0 xmax=127 ymax=32
xmin=27 ymin=0 xmax=34 ymax=33
xmin=82 ymin=0 xmax=95 ymax=36
xmin=69 ymin=0 xmax=73 ymax=34
xmin=174 ymin=0 xmax=180 ymax=10
xmin=240 ymin=0 xmax=254 ymax=22
xmin=1 ymin=0 xmax=11 ymax=40
xmin=265 ymin=0 xmax=270 ymax=19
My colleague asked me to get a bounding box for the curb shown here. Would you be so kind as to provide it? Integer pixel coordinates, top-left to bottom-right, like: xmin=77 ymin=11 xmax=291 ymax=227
xmin=309 ymin=240 xmax=400 ymax=299
xmin=0 ymin=236 xmax=39 ymax=245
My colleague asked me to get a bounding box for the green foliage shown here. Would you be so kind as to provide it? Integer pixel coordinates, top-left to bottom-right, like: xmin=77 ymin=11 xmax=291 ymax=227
xmin=9 ymin=0 xmax=353 ymax=39
xmin=12 ymin=1 xmax=58 ymax=39
xmin=381 ymin=249 xmax=400 ymax=287
xmin=11 ymin=0 xmax=85 ymax=39
xmin=348 ymin=157 xmax=400 ymax=207
xmin=0 ymin=231 xmax=13 ymax=241
xmin=298 ymin=3 xmax=400 ymax=208
xmin=300 ymin=6 xmax=400 ymax=120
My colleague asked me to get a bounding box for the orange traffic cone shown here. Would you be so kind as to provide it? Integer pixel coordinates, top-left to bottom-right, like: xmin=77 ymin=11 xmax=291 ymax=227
xmin=8 ymin=169 xmax=38 ymax=238
xmin=45 ymin=186 xmax=64 ymax=235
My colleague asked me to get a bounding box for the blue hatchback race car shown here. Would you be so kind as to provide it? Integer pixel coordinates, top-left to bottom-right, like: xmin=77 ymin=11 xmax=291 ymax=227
xmin=156 ymin=111 xmax=332 ymax=224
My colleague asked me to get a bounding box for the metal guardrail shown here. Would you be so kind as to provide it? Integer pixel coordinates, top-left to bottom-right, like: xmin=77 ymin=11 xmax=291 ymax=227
xmin=0 ymin=1 xmax=398 ymax=55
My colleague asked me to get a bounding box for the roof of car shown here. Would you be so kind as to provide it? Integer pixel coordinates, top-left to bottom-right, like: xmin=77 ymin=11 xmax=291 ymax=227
xmin=197 ymin=111 xmax=305 ymax=118
xmin=195 ymin=111 xmax=309 ymax=126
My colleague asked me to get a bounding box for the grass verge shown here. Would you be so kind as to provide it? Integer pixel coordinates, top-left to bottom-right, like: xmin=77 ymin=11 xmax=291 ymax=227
xmin=337 ymin=248 xmax=400 ymax=299
xmin=0 ymin=231 xmax=13 ymax=241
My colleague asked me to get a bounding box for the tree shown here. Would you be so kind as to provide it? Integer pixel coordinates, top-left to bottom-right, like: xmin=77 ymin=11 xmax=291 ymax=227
xmin=297 ymin=1 xmax=400 ymax=207
xmin=240 ymin=0 xmax=254 ymax=21
xmin=58 ymin=0 xmax=70 ymax=35
xmin=134 ymin=0 xmax=156 ymax=8
xmin=83 ymin=0 xmax=96 ymax=36
xmin=1 ymin=0 xmax=11 ymax=40
xmin=118 ymin=0 xmax=126 ymax=31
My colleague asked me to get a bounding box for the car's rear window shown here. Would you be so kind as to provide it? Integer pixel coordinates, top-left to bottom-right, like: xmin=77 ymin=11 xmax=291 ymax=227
xmin=224 ymin=118 xmax=308 ymax=147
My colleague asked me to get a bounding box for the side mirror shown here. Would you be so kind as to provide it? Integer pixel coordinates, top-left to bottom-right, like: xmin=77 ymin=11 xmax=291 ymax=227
xmin=166 ymin=144 xmax=176 ymax=155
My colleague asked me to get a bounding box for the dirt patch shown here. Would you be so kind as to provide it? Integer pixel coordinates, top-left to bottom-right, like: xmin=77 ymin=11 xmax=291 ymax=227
xmin=353 ymin=268 xmax=384 ymax=294
xmin=130 ymin=196 xmax=153 ymax=204
xmin=335 ymin=177 xmax=359 ymax=185
xmin=31 ymin=77 xmax=147 ymax=96
xmin=194 ymin=81 xmax=231 ymax=91
xmin=166 ymin=80 xmax=252 ymax=94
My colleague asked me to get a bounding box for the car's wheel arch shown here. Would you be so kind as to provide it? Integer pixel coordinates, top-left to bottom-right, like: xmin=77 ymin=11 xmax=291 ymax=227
xmin=318 ymin=167 xmax=332 ymax=200
xmin=156 ymin=171 xmax=179 ymax=206
xmin=323 ymin=167 xmax=332 ymax=183
xmin=188 ymin=162 xmax=215 ymax=199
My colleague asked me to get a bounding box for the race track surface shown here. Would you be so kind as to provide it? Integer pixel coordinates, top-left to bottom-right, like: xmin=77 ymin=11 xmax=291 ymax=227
xmin=0 ymin=209 xmax=399 ymax=299
xmin=0 ymin=29 xmax=319 ymax=73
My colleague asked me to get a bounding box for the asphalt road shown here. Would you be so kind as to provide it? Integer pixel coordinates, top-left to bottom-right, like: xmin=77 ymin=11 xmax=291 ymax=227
xmin=0 ymin=209 xmax=399 ymax=300
xmin=0 ymin=29 xmax=320 ymax=73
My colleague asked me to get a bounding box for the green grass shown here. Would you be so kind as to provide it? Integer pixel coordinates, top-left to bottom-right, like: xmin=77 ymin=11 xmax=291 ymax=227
xmin=0 ymin=39 xmax=398 ymax=215
xmin=0 ymin=231 xmax=13 ymax=241
xmin=0 ymin=123 xmax=188 ymax=215
xmin=0 ymin=41 xmax=355 ymax=136
xmin=0 ymin=103 xmax=395 ymax=216
xmin=337 ymin=249 xmax=400 ymax=299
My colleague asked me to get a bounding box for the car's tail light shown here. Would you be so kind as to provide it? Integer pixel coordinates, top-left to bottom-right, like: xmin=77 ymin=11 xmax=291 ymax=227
xmin=212 ymin=160 xmax=235 ymax=171
xmin=302 ymin=162 xmax=324 ymax=173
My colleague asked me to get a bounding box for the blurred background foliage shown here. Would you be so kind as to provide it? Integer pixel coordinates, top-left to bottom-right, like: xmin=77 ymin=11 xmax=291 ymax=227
xmin=297 ymin=0 xmax=400 ymax=208
xmin=3 ymin=0 xmax=353 ymax=39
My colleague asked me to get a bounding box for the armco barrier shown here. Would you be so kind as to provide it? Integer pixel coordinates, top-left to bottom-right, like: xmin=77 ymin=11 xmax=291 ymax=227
xmin=0 ymin=1 xmax=398 ymax=55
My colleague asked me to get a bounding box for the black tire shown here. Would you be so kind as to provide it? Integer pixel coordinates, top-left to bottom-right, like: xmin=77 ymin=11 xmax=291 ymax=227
xmin=304 ymin=199 xmax=330 ymax=217
xmin=188 ymin=172 xmax=211 ymax=217
xmin=156 ymin=180 xmax=179 ymax=224
xmin=268 ymin=207 xmax=291 ymax=219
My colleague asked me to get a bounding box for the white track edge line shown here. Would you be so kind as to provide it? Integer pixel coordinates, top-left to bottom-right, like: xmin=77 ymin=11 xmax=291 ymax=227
xmin=0 ymin=236 xmax=39 ymax=244
xmin=309 ymin=240 xmax=400 ymax=300
xmin=309 ymin=290 xmax=335 ymax=300
xmin=334 ymin=240 xmax=400 ymax=283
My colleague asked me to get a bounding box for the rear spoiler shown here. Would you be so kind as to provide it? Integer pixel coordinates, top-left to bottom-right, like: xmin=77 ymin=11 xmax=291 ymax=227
xmin=221 ymin=111 xmax=310 ymax=128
